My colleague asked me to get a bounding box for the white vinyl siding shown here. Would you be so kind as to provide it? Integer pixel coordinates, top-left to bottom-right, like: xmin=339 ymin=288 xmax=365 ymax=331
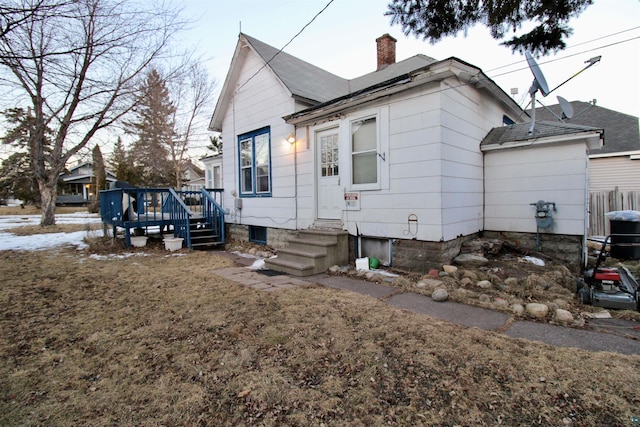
xmin=484 ymin=142 xmax=588 ymax=235
xmin=589 ymin=156 xmax=640 ymax=192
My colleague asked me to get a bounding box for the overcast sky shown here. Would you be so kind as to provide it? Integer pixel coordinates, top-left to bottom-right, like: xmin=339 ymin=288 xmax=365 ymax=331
xmin=183 ymin=0 xmax=639 ymax=121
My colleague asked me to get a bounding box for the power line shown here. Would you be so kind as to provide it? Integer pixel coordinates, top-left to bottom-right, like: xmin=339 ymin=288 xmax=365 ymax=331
xmin=236 ymin=0 xmax=335 ymax=92
xmin=489 ymin=35 xmax=640 ymax=80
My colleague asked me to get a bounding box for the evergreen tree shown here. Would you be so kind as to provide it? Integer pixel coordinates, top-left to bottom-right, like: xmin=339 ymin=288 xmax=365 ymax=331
xmin=92 ymin=144 xmax=107 ymax=194
xmin=0 ymin=152 xmax=39 ymax=205
xmin=127 ymin=69 xmax=176 ymax=187
xmin=386 ymin=0 xmax=594 ymax=54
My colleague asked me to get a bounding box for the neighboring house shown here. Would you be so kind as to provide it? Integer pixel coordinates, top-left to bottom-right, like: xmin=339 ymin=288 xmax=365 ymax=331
xmin=181 ymin=159 xmax=205 ymax=191
xmin=535 ymin=101 xmax=640 ymax=234
xmin=57 ymin=161 xmax=116 ymax=205
xmin=209 ymin=33 xmax=602 ymax=274
xmin=201 ymin=153 xmax=223 ymax=189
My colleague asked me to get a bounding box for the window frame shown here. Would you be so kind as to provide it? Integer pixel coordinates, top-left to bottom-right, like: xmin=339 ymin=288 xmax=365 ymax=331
xmin=349 ymin=114 xmax=381 ymax=191
xmin=237 ymin=126 xmax=272 ymax=197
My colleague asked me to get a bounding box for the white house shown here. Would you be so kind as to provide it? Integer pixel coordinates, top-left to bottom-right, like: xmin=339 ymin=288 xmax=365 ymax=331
xmin=209 ymin=33 xmax=602 ymax=274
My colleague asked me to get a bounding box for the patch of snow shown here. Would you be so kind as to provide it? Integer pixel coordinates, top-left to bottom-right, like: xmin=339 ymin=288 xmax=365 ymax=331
xmin=0 ymin=212 xmax=102 ymax=251
xmin=247 ymin=258 xmax=266 ymax=270
xmin=523 ymin=256 xmax=545 ymax=266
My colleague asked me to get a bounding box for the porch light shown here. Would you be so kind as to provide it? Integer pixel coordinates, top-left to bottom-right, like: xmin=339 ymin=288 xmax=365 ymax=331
xmin=287 ymin=134 xmax=296 ymax=144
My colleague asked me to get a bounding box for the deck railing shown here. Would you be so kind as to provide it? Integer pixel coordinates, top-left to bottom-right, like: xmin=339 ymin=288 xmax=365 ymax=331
xmin=100 ymin=187 xmax=225 ymax=249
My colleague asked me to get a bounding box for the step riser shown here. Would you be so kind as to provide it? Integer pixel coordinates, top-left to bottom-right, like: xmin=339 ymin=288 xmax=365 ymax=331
xmin=266 ymin=230 xmax=348 ymax=276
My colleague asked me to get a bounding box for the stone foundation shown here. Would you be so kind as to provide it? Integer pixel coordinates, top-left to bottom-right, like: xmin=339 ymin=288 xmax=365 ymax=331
xmin=347 ymin=234 xmax=478 ymax=274
xmin=482 ymin=231 xmax=583 ymax=269
xmin=226 ymin=224 xmax=583 ymax=273
xmin=225 ymin=224 xmax=296 ymax=249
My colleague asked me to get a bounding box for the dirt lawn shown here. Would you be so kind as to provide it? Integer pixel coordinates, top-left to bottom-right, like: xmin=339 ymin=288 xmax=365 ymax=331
xmin=1 ymin=235 xmax=640 ymax=425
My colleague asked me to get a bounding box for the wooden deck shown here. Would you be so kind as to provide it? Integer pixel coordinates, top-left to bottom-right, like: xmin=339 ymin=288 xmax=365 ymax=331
xmin=100 ymin=187 xmax=225 ymax=249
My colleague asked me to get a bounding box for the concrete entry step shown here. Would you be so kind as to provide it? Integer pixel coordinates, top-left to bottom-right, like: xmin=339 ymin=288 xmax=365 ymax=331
xmin=265 ymin=228 xmax=349 ymax=276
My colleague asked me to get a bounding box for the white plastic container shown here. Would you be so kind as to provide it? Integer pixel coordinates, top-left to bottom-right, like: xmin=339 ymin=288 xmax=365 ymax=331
xmin=163 ymin=237 xmax=183 ymax=252
xmin=130 ymin=236 xmax=148 ymax=247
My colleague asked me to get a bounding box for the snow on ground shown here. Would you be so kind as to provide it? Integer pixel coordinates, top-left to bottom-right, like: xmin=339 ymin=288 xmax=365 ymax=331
xmin=0 ymin=212 xmax=103 ymax=251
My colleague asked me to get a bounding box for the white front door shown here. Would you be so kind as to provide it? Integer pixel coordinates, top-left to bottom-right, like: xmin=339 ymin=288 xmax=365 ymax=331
xmin=317 ymin=128 xmax=342 ymax=220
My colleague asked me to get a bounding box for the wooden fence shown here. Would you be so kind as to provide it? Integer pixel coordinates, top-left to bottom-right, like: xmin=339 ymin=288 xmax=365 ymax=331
xmin=589 ymin=189 xmax=640 ymax=236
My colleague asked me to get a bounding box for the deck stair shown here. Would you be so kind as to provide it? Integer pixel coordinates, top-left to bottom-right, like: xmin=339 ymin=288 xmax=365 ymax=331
xmin=189 ymin=216 xmax=224 ymax=250
xmin=265 ymin=228 xmax=348 ymax=276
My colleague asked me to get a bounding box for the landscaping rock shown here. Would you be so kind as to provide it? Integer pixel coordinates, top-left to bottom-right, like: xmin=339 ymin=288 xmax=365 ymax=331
xmin=454 ymin=254 xmax=489 ymax=267
xmin=554 ymin=309 xmax=574 ymax=323
xmin=460 ymin=277 xmax=473 ymax=286
xmin=511 ymin=303 xmax=525 ymax=314
xmin=476 ymin=280 xmax=492 ymax=289
xmin=443 ymin=265 xmax=458 ymax=274
xmin=526 ymin=303 xmax=549 ymax=318
xmin=431 ymin=288 xmax=448 ymax=302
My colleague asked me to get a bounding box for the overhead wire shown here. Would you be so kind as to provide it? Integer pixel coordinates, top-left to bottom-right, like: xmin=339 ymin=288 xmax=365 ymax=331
xmin=236 ymin=0 xmax=335 ymax=92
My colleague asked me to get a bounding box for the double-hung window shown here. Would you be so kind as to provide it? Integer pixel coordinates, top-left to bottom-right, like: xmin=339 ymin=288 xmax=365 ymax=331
xmin=238 ymin=127 xmax=271 ymax=197
xmin=351 ymin=116 xmax=378 ymax=187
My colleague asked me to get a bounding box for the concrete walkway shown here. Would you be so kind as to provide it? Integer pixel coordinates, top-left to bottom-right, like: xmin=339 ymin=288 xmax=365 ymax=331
xmin=213 ymin=252 xmax=640 ymax=356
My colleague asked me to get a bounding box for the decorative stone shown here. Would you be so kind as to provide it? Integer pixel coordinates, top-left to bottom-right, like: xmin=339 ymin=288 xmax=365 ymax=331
xmin=554 ymin=309 xmax=574 ymax=323
xmin=460 ymin=277 xmax=473 ymax=286
xmin=479 ymin=294 xmax=492 ymax=303
xmin=511 ymin=304 xmax=525 ymax=314
xmin=526 ymin=303 xmax=549 ymax=318
xmin=442 ymin=265 xmax=458 ymax=274
xmin=328 ymin=265 xmax=340 ymax=273
xmin=476 ymin=280 xmax=492 ymax=289
xmin=428 ymin=269 xmax=440 ymax=278
xmin=453 ymin=254 xmax=489 ymax=267
xmin=431 ymin=288 xmax=449 ymax=302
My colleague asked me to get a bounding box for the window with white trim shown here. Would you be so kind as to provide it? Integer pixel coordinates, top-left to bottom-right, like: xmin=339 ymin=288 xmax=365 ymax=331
xmin=238 ymin=127 xmax=271 ymax=197
xmin=351 ymin=116 xmax=378 ymax=187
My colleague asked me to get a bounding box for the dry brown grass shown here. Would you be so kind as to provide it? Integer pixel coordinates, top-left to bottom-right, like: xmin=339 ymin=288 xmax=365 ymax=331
xmin=4 ymin=222 xmax=102 ymax=236
xmin=1 ymin=243 xmax=640 ymax=426
xmin=0 ymin=205 xmax=86 ymax=215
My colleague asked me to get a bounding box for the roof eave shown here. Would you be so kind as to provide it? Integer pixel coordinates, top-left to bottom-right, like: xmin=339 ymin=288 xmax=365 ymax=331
xmin=482 ymin=130 xmax=604 ymax=152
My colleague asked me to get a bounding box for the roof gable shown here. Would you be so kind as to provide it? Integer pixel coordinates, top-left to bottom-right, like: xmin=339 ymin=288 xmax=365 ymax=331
xmin=210 ymin=34 xmax=524 ymax=131
xmin=242 ymin=34 xmax=349 ymax=104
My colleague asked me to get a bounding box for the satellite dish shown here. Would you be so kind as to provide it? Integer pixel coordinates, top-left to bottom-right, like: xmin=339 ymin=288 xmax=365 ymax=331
xmin=557 ymin=96 xmax=574 ymax=119
xmin=525 ymin=51 xmax=550 ymax=134
xmin=526 ymin=51 xmax=550 ymax=96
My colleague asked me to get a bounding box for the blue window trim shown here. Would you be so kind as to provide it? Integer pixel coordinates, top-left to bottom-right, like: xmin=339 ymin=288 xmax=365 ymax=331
xmin=237 ymin=126 xmax=272 ymax=198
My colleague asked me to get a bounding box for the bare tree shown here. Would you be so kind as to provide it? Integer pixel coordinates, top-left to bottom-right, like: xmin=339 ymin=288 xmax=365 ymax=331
xmin=167 ymin=62 xmax=216 ymax=189
xmin=0 ymin=0 xmax=185 ymax=225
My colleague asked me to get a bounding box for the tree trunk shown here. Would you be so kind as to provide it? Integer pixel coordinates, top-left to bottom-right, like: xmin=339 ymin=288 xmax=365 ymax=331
xmin=39 ymin=181 xmax=57 ymax=226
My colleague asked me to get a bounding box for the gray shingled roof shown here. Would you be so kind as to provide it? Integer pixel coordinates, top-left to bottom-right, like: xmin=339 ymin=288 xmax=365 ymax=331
xmin=534 ymin=101 xmax=639 ymax=154
xmin=243 ymin=34 xmax=348 ymax=104
xmin=481 ymin=120 xmax=603 ymax=148
xmin=243 ymin=34 xmax=438 ymax=103
xmin=349 ymin=54 xmax=437 ymax=92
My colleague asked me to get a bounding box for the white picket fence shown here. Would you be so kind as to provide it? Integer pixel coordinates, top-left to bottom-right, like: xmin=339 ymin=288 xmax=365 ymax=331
xmin=589 ymin=189 xmax=640 ymax=236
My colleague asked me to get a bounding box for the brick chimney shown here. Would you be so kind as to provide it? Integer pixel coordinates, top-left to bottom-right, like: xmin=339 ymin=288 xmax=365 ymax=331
xmin=376 ymin=33 xmax=397 ymax=70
